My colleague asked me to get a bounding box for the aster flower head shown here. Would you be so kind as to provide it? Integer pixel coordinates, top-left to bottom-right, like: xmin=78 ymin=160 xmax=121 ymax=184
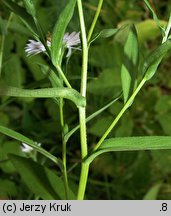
xmin=25 ymin=40 xmax=51 ymax=56
xmin=63 ymin=32 xmax=81 ymax=57
xmin=25 ymin=32 xmax=80 ymax=58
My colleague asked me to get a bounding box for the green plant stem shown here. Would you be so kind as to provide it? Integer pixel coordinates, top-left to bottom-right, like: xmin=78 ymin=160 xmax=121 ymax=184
xmin=77 ymin=161 xmax=90 ymax=199
xmin=77 ymin=0 xmax=89 ymax=200
xmin=77 ymin=107 xmax=89 ymax=200
xmin=93 ymin=78 xmax=146 ymax=151
xmin=87 ymin=0 xmax=104 ymax=43
xmin=62 ymin=140 xmax=69 ymax=199
xmin=78 ymin=8 xmax=88 ymax=97
xmin=0 ymin=35 xmax=5 ymax=77
xmin=162 ymin=12 xmax=171 ymax=43
xmin=59 ymin=98 xmax=69 ymax=199
xmin=56 ymin=64 xmax=71 ymax=198
xmin=56 ymin=64 xmax=72 ymax=88
xmin=0 ymin=13 xmax=13 ymax=77
xmin=64 ymin=95 xmax=121 ymax=143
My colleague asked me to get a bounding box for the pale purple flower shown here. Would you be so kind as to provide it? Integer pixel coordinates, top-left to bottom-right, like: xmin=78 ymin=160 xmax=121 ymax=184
xmin=25 ymin=40 xmax=51 ymax=56
xmin=25 ymin=32 xmax=80 ymax=57
xmin=63 ymin=32 xmax=81 ymax=57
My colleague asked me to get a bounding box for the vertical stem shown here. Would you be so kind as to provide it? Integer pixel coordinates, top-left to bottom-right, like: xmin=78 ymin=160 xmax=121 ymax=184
xmin=77 ymin=160 xmax=89 ymax=200
xmin=77 ymin=3 xmax=88 ymax=97
xmin=77 ymin=107 xmax=89 ymax=200
xmin=87 ymin=0 xmax=104 ymax=43
xmin=77 ymin=0 xmax=89 ymax=200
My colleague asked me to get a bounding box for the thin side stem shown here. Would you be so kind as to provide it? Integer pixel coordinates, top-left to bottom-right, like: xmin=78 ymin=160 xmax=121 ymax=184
xmin=0 ymin=13 xmax=13 ymax=77
xmin=57 ymin=60 xmax=70 ymax=199
xmin=59 ymin=98 xmax=69 ymax=199
xmin=0 ymin=35 xmax=5 ymax=77
xmin=87 ymin=0 xmax=104 ymax=43
xmin=56 ymin=65 xmax=72 ymax=88
xmin=62 ymin=140 xmax=69 ymax=200
xmin=93 ymin=78 xmax=146 ymax=151
xmin=162 ymin=12 xmax=171 ymax=43
xmin=77 ymin=0 xmax=89 ymax=200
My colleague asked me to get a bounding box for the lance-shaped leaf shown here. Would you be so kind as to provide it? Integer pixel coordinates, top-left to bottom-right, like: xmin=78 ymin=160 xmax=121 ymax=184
xmin=0 ymin=86 xmax=86 ymax=107
xmin=51 ymin=0 xmax=76 ymax=65
xmin=144 ymin=0 xmax=165 ymax=35
xmin=22 ymin=0 xmax=36 ymax=17
xmin=121 ymin=25 xmax=139 ymax=103
xmin=0 ymin=125 xmax=61 ymax=166
xmin=1 ymin=0 xmax=38 ymax=36
xmin=98 ymin=29 xmax=118 ymax=38
xmin=9 ymin=155 xmax=75 ymax=200
xmin=90 ymin=28 xmax=118 ymax=45
xmin=143 ymin=39 xmax=171 ymax=80
xmin=85 ymin=136 xmax=171 ymax=164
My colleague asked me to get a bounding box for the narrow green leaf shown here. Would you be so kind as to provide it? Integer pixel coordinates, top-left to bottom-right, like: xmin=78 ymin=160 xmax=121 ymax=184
xmin=1 ymin=0 xmax=38 ymax=36
xmin=0 ymin=86 xmax=86 ymax=107
xmin=143 ymin=181 xmax=162 ymax=200
xmin=98 ymin=29 xmax=118 ymax=38
xmin=22 ymin=0 xmax=36 ymax=17
xmin=86 ymin=136 xmax=171 ymax=164
xmin=143 ymin=39 xmax=171 ymax=80
xmin=0 ymin=125 xmax=60 ymax=166
xmin=90 ymin=28 xmax=118 ymax=45
xmin=9 ymin=155 xmax=75 ymax=200
xmin=51 ymin=0 xmax=76 ymax=65
xmin=144 ymin=0 xmax=165 ymax=35
xmin=121 ymin=25 xmax=139 ymax=103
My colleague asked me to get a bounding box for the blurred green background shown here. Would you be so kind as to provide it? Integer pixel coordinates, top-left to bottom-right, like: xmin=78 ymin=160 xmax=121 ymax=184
xmin=0 ymin=0 xmax=171 ymax=199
